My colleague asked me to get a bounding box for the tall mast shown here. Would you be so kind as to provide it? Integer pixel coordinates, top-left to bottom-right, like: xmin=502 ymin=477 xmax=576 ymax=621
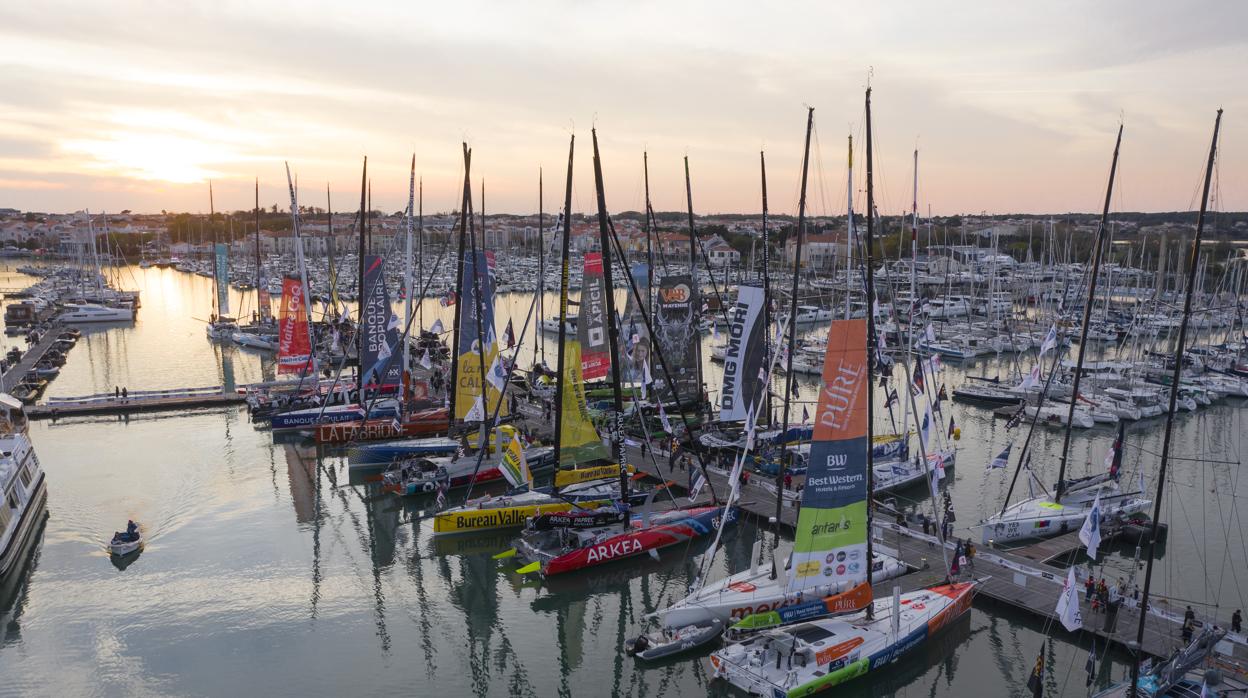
xmin=284 ymin=163 xmax=317 ymax=379
xmin=551 ymin=136 xmax=575 ymax=471
xmin=209 ymin=181 xmax=217 ymax=318
xmin=683 ymin=157 xmax=705 ymax=409
xmin=1056 ymin=124 xmax=1122 ymax=503
xmin=254 ymin=179 xmax=262 ymax=319
xmin=591 ymin=128 xmax=629 ymax=503
xmin=863 ymin=88 xmax=878 ymax=606
xmin=357 ymin=157 xmax=368 ymax=403
xmin=418 ymin=176 xmax=423 ymax=332
xmin=643 ymin=152 xmax=655 ymax=318
xmin=325 ymin=183 xmax=335 ymax=319
xmin=779 ymin=107 xmax=814 ymax=509
xmin=1129 ymin=109 xmax=1221 ymax=697
xmin=762 ymin=149 xmax=783 ymax=549
xmin=537 ymin=168 xmax=545 ymax=366
xmin=404 ymin=154 xmax=415 ymax=396
xmin=448 ymin=145 xmax=472 ymax=419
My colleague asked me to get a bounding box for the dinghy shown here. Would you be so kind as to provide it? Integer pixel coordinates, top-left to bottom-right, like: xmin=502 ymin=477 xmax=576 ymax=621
xmin=109 ymin=520 xmax=142 ymax=556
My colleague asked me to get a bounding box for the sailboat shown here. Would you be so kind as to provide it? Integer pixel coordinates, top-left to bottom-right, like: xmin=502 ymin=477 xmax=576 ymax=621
xmin=204 ymin=183 xmax=238 ymax=340
xmin=509 ymin=130 xmax=735 ymax=576
xmin=1093 ymin=110 xmax=1248 ymax=698
xmin=979 ymin=125 xmax=1151 ymax=546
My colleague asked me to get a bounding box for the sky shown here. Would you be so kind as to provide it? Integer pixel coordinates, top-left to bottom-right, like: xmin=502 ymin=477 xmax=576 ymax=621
xmin=0 ymin=1 xmax=1245 ymax=217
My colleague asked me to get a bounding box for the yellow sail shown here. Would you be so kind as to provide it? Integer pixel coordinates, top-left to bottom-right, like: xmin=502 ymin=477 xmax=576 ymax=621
xmin=559 ymin=340 xmax=609 ymax=467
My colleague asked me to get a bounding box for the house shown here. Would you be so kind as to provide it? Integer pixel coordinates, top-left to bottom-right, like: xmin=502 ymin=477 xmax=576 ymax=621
xmin=703 ymin=235 xmax=740 ymax=267
xmin=785 ymin=232 xmax=846 ymax=270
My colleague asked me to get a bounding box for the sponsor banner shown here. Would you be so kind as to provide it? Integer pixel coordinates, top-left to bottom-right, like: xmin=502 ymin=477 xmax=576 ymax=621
xmin=454 ymin=251 xmax=507 ymax=420
xmin=554 ymin=463 xmax=622 ymax=489
xmin=277 ymin=277 xmax=313 ymax=374
xmin=654 ymin=275 xmax=699 ymax=403
xmin=558 ymin=341 xmax=609 ymax=467
xmin=719 ymin=285 xmax=766 ymax=421
xmin=214 ymin=243 xmax=230 ymax=315
xmin=527 ymin=508 xmax=628 ymax=531
xmin=499 ymin=433 xmax=532 ymax=489
xmin=788 ymin=319 xmax=871 ymax=597
xmin=433 ymin=500 xmax=610 ymax=534
xmin=360 ymin=255 xmax=403 ymax=388
xmin=577 ymin=252 xmax=610 ymax=380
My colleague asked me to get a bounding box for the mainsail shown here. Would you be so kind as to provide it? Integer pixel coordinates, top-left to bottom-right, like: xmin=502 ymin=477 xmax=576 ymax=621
xmin=787 ymin=318 xmax=871 ymax=608
xmin=360 ymin=254 xmax=402 ymax=388
xmin=454 ymin=250 xmax=507 ymax=420
xmin=277 ymin=277 xmax=313 ymax=374
xmin=558 ymin=340 xmax=610 ymax=467
xmin=719 ymin=285 xmax=766 ymax=421
xmin=577 ymin=252 xmax=610 ymax=381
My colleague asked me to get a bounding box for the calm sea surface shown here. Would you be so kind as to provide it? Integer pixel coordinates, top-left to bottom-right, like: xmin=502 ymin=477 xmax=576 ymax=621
xmin=1 ymin=263 xmax=1244 ymax=697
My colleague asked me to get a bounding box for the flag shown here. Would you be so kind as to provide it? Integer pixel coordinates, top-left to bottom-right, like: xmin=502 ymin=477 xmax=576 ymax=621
xmin=420 ymin=350 xmax=432 ymax=370
xmin=440 ymin=290 xmax=457 ymax=307
xmin=504 ymin=318 xmax=515 ymax=349
xmin=933 ymin=454 xmax=947 ymax=481
xmin=388 ymin=312 xmax=401 ymax=331
xmin=912 ymin=357 xmax=925 ymax=395
xmin=885 ymin=388 xmax=899 ymax=408
xmin=928 ymin=355 xmax=942 ymax=376
xmin=1007 ymin=408 xmax=1025 ymax=429
xmin=712 ymin=323 xmax=719 ymax=342
xmin=435 ymin=480 xmax=447 ymax=509
xmin=1079 ymin=493 xmax=1103 ymax=560
xmin=1085 ymin=640 xmax=1096 ymax=687
xmin=1019 ymin=365 xmax=1041 ymax=390
xmin=1056 ymin=566 xmax=1083 ymax=632
xmin=499 ymin=433 xmax=532 ymax=489
xmin=689 ymin=468 xmax=706 ymax=503
xmin=430 ymin=318 xmax=445 ymax=334
xmin=925 ymin=324 xmax=936 ymax=344
xmin=391 ymin=417 xmax=402 ymax=432
xmin=397 ymin=280 xmax=406 ymax=300
xmin=802 ymin=405 xmax=810 ymax=423
xmin=1105 ymin=435 xmax=1122 ymax=479
xmin=465 ymin=395 xmax=485 ymax=422
xmin=919 ymin=405 xmax=933 ymax=452
xmin=1027 ymin=649 xmax=1044 ymax=698
xmin=658 ymin=403 xmax=672 ymax=433
xmin=377 ymin=337 xmax=392 ymax=361
xmin=485 ymin=354 xmax=508 ymax=392
xmin=988 ymin=443 xmax=1012 ymax=470
xmin=947 ymin=415 xmax=956 ymax=438
xmin=1138 ymin=470 xmax=1146 ymax=496
xmin=1039 ymin=323 xmax=1058 ymax=356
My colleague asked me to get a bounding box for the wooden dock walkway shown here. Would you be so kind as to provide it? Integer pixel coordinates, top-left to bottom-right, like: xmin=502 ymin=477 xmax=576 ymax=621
xmin=1 ymin=330 xmax=63 ymax=392
xmin=622 ymin=443 xmax=1248 ymax=670
xmin=28 ymin=386 xmax=246 ymax=419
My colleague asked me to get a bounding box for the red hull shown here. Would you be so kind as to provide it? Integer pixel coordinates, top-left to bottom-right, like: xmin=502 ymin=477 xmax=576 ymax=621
xmin=543 ymin=506 xmax=725 ymax=576
xmin=315 ymin=408 xmax=449 ymax=444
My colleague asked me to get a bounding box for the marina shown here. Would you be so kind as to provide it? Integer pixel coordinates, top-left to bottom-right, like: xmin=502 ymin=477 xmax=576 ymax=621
xmin=3 ymin=16 xmax=1248 ymax=693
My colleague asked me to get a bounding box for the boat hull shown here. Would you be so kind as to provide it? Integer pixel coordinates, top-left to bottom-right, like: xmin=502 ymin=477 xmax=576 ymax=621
xmin=313 ymin=408 xmax=449 ymax=444
xmin=538 ymin=506 xmax=736 ymax=576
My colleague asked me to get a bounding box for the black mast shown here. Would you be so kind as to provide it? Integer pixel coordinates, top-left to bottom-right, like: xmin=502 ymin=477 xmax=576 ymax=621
xmin=356 ymin=157 xmax=367 ymax=404
xmin=764 ymin=149 xmax=783 ymax=550
xmin=537 ymin=168 xmax=545 ymax=367
xmin=591 ymin=128 xmax=630 ymax=504
xmin=448 ymin=145 xmax=472 ymax=422
xmin=643 ymin=152 xmax=655 ymax=318
xmin=863 ymin=88 xmax=877 ymax=609
xmin=1129 ymin=109 xmax=1221 ymax=698
xmin=417 ymin=176 xmax=423 ymax=332
xmin=254 ymin=179 xmax=262 ymax=321
xmin=1056 ymin=124 xmax=1123 ymax=503
xmin=779 ymin=108 xmax=815 ymax=511
xmin=551 ymin=136 xmax=575 ymax=474
xmin=326 ymin=183 xmax=334 ymax=319
xmin=683 ymin=157 xmax=706 ymax=410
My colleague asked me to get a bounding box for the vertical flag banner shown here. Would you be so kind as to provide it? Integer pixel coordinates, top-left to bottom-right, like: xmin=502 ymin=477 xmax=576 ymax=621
xmin=654 ymin=275 xmax=699 ymax=403
xmin=277 ymin=277 xmax=312 ymax=374
xmin=719 ymin=285 xmax=766 ymax=422
xmin=788 ymin=318 xmax=870 ymax=604
xmin=454 ymin=251 xmax=507 ymax=419
xmin=214 ymin=243 xmax=230 ymax=315
xmin=577 ymin=252 xmax=611 ymax=380
xmin=361 ymin=254 xmax=403 ymax=387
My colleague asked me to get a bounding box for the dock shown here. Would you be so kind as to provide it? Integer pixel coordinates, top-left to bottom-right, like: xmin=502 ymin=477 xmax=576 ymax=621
xmin=622 ymin=443 xmax=1248 ymax=673
xmin=28 ymin=386 xmax=246 ymax=419
xmin=1 ymin=330 xmax=63 ymax=392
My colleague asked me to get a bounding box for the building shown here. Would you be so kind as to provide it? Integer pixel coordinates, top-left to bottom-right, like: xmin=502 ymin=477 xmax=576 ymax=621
xmin=703 ymin=235 xmax=741 ymax=267
xmin=785 ymin=232 xmax=846 ymax=270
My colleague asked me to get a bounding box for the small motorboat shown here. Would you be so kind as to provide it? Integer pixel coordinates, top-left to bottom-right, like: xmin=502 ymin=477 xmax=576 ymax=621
xmin=109 ymin=520 xmax=143 ymax=556
xmin=626 ymin=619 xmax=724 ymax=661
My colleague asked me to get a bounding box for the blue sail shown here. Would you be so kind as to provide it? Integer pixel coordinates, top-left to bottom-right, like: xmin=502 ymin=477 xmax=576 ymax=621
xmin=361 ymin=254 xmax=403 ymax=388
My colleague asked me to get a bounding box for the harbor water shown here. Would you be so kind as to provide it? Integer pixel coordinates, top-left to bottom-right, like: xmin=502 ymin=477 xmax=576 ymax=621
xmin=1 ymin=263 xmax=1245 ymax=697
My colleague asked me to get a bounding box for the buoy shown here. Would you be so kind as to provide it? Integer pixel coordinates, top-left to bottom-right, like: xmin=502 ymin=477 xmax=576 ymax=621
xmin=953 ymin=427 xmax=962 ymax=440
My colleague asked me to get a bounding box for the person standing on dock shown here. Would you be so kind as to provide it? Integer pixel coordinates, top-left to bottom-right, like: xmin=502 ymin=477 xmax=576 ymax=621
xmin=1232 ymin=609 xmax=1242 ymax=634
xmin=114 ymin=386 xmax=120 ymax=401
xmin=121 ymin=387 xmax=128 ymax=402
xmin=1085 ymin=575 xmax=1095 ymax=602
